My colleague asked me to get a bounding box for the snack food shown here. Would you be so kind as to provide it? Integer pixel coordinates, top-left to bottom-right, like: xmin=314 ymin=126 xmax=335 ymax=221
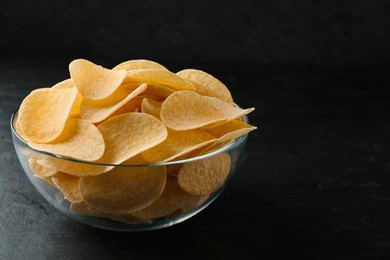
xmin=15 ymin=59 xmax=257 ymax=224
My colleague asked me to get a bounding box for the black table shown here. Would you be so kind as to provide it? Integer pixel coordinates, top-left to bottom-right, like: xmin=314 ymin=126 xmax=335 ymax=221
xmin=1 ymin=59 xmax=389 ymax=259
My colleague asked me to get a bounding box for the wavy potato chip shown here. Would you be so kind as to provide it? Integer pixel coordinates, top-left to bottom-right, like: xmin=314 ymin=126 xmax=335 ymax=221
xmin=141 ymin=83 xmax=175 ymax=101
xmin=69 ymin=59 xmax=126 ymax=100
xmin=96 ymin=112 xmax=168 ymax=164
xmin=176 ymin=69 xmax=233 ymax=103
xmin=28 ymin=119 xmax=105 ymax=161
xmin=205 ymin=96 xmax=255 ymax=122
xmin=79 ymin=165 xmax=167 ymax=213
xmin=141 ymin=98 xmax=162 ymax=119
xmin=113 ymin=59 xmax=168 ymax=71
xmin=51 ymin=79 xmax=83 ymax=118
xmin=28 ymin=158 xmax=58 ymax=177
xmin=80 ymin=83 xmax=147 ymax=123
xmin=124 ymin=69 xmax=195 ymax=91
xmin=131 ymin=176 xmax=205 ymax=220
xmin=205 ymin=119 xmax=257 ymax=145
xmin=70 ymin=201 xmax=149 ymax=224
xmin=142 ymin=129 xmax=216 ymax=163
xmin=51 ymin=172 xmax=82 ymax=203
xmin=160 ymin=90 xmax=227 ymax=130
xmin=18 ymin=87 xmax=77 ymax=143
xmin=178 ymin=153 xmax=231 ymax=196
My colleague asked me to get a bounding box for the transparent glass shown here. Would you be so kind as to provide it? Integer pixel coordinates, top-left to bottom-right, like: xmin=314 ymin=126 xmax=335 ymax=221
xmin=11 ymin=111 xmax=248 ymax=232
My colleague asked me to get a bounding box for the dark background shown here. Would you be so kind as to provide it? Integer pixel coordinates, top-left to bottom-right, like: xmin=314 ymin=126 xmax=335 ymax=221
xmin=1 ymin=1 xmax=390 ymax=259
xmin=0 ymin=0 xmax=389 ymax=67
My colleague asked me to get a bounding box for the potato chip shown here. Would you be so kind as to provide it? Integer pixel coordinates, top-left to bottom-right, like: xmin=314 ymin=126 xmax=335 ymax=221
xmin=70 ymin=201 xmax=149 ymax=224
xmin=160 ymin=90 xmax=227 ymax=130
xmin=106 ymin=95 xmax=151 ymax=119
xmin=205 ymin=96 xmax=255 ymax=122
xmin=176 ymin=69 xmax=233 ymax=103
xmin=36 ymin=156 xmax=112 ymax=177
xmin=28 ymin=119 xmax=105 ymax=161
xmin=141 ymin=83 xmax=175 ymax=101
xmin=113 ymin=59 xmax=168 ymax=71
xmin=178 ymin=153 xmax=231 ymax=196
xmin=205 ymin=120 xmax=257 ymax=145
xmin=142 ymin=129 xmax=216 ymax=163
xmin=79 ymin=164 xmax=167 ymax=213
xmin=34 ymin=174 xmax=57 ymax=187
xmin=51 ymin=79 xmax=83 ymax=118
xmin=96 ymin=112 xmax=167 ymax=164
xmin=69 ymin=59 xmax=126 ymax=100
xmin=80 ymin=83 xmax=147 ymax=123
xmin=131 ymin=176 xmax=205 ymax=220
xmin=141 ymin=98 xmax=162 ymax=119
xmin=51 ymin=172 xmax=82 ymax=203
xmin=18 ymin=87 xmax=77 ymax=143
xmin=124 ymin=69 xmax=195 ymax=91
xmin=14 ymin=113 xmax=31 ymax=142
xmin=28 ymin=158 xmax=58 ymax=177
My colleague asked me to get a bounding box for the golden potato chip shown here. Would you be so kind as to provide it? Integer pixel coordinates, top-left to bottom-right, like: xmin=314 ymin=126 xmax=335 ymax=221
xmin=70 ymin=201 xmax=149 ymax=224
xmin=51 ymin=172 xmax=82 ymax=203
xmin=80 ymin=83 xmax=147 ymax=123
xmin=28 ymin=119 xmax=105 ymax=161
xmin=131 ymin=176 xmax=205 ymax=220
xmin=69 ymin=59 xmax=126 ymax=100
xmin=178 ymin=153 xmax=231 ymax=196
xmin=160 ymin=90 xmax=227 ymax=130
xmin=106 ymin=95 xmax=152 ymax=119
xmin=36 ymin=156 xmax=112 ymax=177
xmin=205 ymin=96 xmax=255 ymax=122
xmin=176 ymin=69 xmax=233 ymax=103
xmin=28 ymin=158 xmax=58 ymax=177
xmin=13 ymin=113 xmax=31 ymax=142
xmin=34 ymin=174 xmax=57 ymax=187
xmin=96 ymin=112 xmax=167 ymax=164
xmin=141 ymin=83 xmax=175 ymax=101
xmin=141 ymin=98 xmax=162 ymax=119
xmin=18 ymin=87 xmax=77 ymax=143
xmin=79 ymin=165 xmax=167 ymax=213
xmin=124 ymin=69 xmax=195 ymax=91
xmin=205 ymin=120 xmax=257 ymax=145
xmin=51 ymin=79 xmax=83 ymax=118
xmin=142 ymin=129 xmax=216 ymax=163
xmin=113 ymin=59 xmax=168 ymax=71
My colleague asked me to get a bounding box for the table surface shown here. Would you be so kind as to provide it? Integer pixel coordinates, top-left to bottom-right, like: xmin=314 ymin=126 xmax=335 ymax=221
xmin=0 ymin=59 xmax=389 ymax=260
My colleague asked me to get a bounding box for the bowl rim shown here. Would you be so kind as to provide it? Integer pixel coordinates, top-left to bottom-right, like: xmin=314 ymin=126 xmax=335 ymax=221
xmin=11 ymin=109 xmax=249 ymax=167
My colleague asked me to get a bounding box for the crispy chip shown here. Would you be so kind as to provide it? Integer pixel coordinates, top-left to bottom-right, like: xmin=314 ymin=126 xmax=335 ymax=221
xmin=51 ymin=79 xmax=83 ymax=118
xmin=160 ymin=90 xmax=227 ymax=130
xmin=176 ymin=69 xmax=233 ymax=103
xmin=113 ymin=59 xmax=168 ymax=71
xmin=36 ymin=156 xmax=111 ymax=177
xmin=14 ymin=113 xmax=31 ymax=142
xmin=34 ymin=174 xmax=57 ymax=187
xmin=205 ymin=96 xmax=255 ymax=122
xmin=106 ymin=95 xmax=152 ymax=119
xmin=51 ymin=172 xmax=83 ymax=203
xmin=141 ymin=83 xmax=175 ymax=101
xmin=141 ymin=98 xmax=162 ymax=119
xmin=28 ymin=119 xmax=105 ymax=161
xmin=18 ymin=87 xmax=77 ymax=143
xmin=205 ymin=120 xmax=257 ymax=145
xmin=96 ymin=113 xmax=167 ymax=164
xmin=142 ymin=129 xmax=216 ymax=163
xmin=69 ymin=59 xmax=126 ymax=100
xmin=28 ymin=158 xmax=58 ymax=177
xmin=178 ymin=153 xmax=231 ymax=196
xmin=124 ymin=69 xmax=195 ymax=91
xmin=131 ymin=176 xmax=205 ymax=220
xmin=80 ymin=83 xmax=147 ymax=123
xmin=79 ymin=165 xmax=167 ymax=213
xmin=70 ymin=201 xmax=149 ymax=224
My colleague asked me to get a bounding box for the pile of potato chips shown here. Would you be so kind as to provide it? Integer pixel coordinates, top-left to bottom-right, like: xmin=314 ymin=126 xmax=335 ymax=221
xmin=15 ymin=59 xmax=256 ymax=224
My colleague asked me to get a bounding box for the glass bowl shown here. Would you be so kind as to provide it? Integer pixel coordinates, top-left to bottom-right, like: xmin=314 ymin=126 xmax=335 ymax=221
xmin=11 ymin=111 xmax=248 ymax=232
